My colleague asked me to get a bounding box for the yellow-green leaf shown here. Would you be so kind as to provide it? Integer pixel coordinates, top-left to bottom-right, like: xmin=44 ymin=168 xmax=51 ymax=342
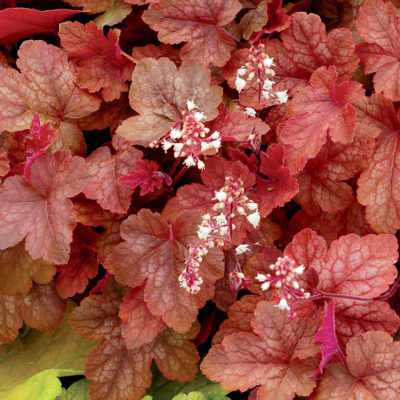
xmin=0 ymin=301 xmax=96 ymax=400
xmin=57 ymin=379 xmax=90 ymax=400
xmin=94 ymin=0 xmax=132 ymax=27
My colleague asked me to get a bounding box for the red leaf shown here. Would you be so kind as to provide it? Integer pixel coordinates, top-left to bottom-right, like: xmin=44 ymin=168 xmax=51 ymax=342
xmin=356 ymin=0 xmax=400 ymax=101
xmin=56 ymin=225 xmax=99 ymax=299
xmin=253 ymin=144 xmax=299 ymax=217
xmin=105 ymin=209 xmax=224 ymax=332
xmin=59 ymin=21 xmax=134 ymax=102
xmin=278 ymin=66 xmax=364 ymax=174
xmin=83 ymin=146 xmax=143 ymax=214
xmin=315 ymin=300 xmax=344 ymax=377
xmin=23 ymin=113 xmax=56 ymax=180
xmin=201 ymin=301 xmax=319 ymax=397
xmin=0 ymin=7 xmax=79 ymax=45
xmin=312 ymin=331 xmax=400 ymax=399
xmin=142 ymin=0 xmax=242 ymax=67
xmin=119 ymin=159 xmax=166 ymax=196
xmin=0 ymin=151 xmax=89 ymax=264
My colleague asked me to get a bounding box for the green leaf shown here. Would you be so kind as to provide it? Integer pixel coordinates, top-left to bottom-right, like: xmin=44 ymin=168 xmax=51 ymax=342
xmin=57 ymin=379 xmax=90 ymax=400
xmin=0 ymin=301 xmax=96 ymax=400
xmin=143 ymin=370 xmax=230 ymax=400
xmin=94 ymin=0 xmax=132 ymax=27
xmin=173 ymin=393 xmax=206 ymax=400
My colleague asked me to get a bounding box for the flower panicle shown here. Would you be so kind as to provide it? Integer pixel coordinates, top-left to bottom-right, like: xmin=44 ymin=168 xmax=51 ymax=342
xmin=235 ymin=43 xmax=288 ymax=106
xmin=179 ymin=175 xmax=260 ymax=294
xmin=149 ymin=100 xmax=221 ymax=170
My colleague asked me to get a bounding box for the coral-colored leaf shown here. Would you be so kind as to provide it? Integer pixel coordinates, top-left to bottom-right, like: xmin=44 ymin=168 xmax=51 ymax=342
xmin=356 ymin=0 xmax=400 ymax=101
xmin=106 ymin=209 xmax=224 ymax=332
xmin=0 ymin=241 xmax=55 ymax=295
xmin=59 ymin=21 xmax=134 ymax=101
xmin=119 ymin=285 xmax=165 ymax=349
xmin=334 ymin=299 xmax=400 ymax=346
xmin=0 ymin=291 xmax=23 ymax=343
xmin=142 ymin=0 xmax=242 ymax=67
xmin=119 ymin=159 xmax=166 ymax=196
xmin=0 ymin=7 xmax=80 ymax=45
xmin=0 ymin=40 xmax=101 ymax=134
xmin=70 ymin=279 xmax=126 ymax=341
xmin=117 ymin=58 xmax=222 ymax=145
xmin=240 ymin=0 xmax=268 ymax=40
xmin=202 ymin=301 xmax=319 ymax=398
xmin=278 ymin=66 xmax=364 ymax=174
xmin=0 ymin=148 xmax=10 ymax=178
xmin=315 ymin=300 xmax=342 ymax=377
xmin=56 ymin=225 xmax=99 ymax=299
xmin=253 ymin=144 xmax=298 ymax=217
xmin=71 ymin=278 xmax=199 ymax=400
xmin=212 ymin=294 xmax=262 ymax=345
xmin=83 ymin=146 xmax=142 ymax=214
xmin=356 ymin=94 xmax=400 ymax=233
xmin=162 ymin=183 xmax=214 ymax=223
xmin=0 ymin=151 xmax=89 ymax=264
xmin=294 ymin=131 xmax=375 ymax=215
xmin=223 ymin=12 xmax=359 ymax=102
xmin=61 ymin=0 xmax=113 ymax=13
xmin=319 ymin=233 xmax=398 ymax=298
xmin=20 ymin=283 xmax=66 ymax=331
xmin=312 ymin=331 xmax=400 ymax=399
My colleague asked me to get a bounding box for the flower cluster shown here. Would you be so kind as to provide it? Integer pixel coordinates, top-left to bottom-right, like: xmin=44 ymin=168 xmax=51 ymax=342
xmin=235 ymin=43 xmax=288 ymax=106
xmin=256 ymin=256 xmax=310 ymax=319
xmin=150 ymin=100 xmax=221 ymax=170
xmin=179 ymin=176 xmax=260 ymax=294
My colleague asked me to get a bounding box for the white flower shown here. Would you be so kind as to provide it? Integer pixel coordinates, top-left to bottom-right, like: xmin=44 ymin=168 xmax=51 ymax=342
xmin=210 ymin=139 xmax=221 ymax=151
xmin=201 ymin=142 xmax=212 ymax=152
xmin=277 ymin=90 xmax=288 ymax=104
xmin=194 ymin=111 xmax=205 ymax=121
xmin=255 ymin=273 xmax=267 ymax=282
xmin=235 ymin=244 xmax=250 ymax=255
xmin=197 ymin=225 xmax=213 ymax=240
xmin=213 ymin=190 xmax=227 ymax=202
xmin=161 ymin=140 xmax=173 ymax=152
xmin=187 ymin=99 xmax=197 ymax=111
xmin=261 ymin=281 xmax=271 ymax=291
xmin=237 ymin=67 xmax=247 ymax=76
xmin=219 ymin=226 xmax=229 ymax=235
xmin=294 ymin=265 xmax=305 ymax=275
xmin=235 ymin=76 xmax=246 ymax=92
xmin=170 ymin=128 xmax=182 ymax=140
xmin=173 ymin=142 xmax=184 ymax=153
xmin=184 ymin=156 xmax=196 ymax=167
xmin=275 ymin=298 xmax=290 ymax=311
xmin=263 ymin=79 xmax=275 ymax=91
xmin=214 ymin=213 xmax=228 ymax=226
xmin=246 ymin=201 xmax=258 ymax=211
xmin=210 ymin=130 xmax=220 ymax=140
xmin=197 ymin=160 xmax=205 ymax=169
xmin=292 ymin=281 xmax=300 ymax=289
xmin=247 ymin=211 xmax=260 ymax=228
xmin=263 ymin=56 xmax=275 ymax=68
xmin=244 ymin=107 xmax=256 ymax=117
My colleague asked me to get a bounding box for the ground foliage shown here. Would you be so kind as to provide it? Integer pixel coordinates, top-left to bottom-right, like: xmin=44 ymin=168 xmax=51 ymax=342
xmin=1 ymin=0 xmax=400 ymax=399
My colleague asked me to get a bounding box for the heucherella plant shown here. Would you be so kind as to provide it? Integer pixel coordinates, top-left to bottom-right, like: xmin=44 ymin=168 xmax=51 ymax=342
xmin=1 ymin=0 xmax=400 ymax=399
